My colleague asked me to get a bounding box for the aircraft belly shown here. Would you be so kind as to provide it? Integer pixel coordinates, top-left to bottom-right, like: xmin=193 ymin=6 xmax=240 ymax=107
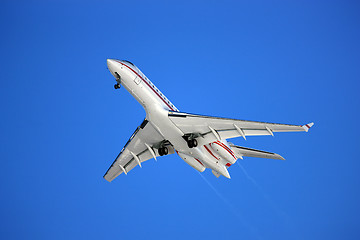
xmin=147 ymin=107 xmax=188 ymax=151
xmin=145 ymin=107 xmax=230 ymax=177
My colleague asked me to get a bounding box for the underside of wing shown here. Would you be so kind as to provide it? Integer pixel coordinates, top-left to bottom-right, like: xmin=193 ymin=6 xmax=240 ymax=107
xmin=230 ymin=144 xmax=285 ymax=160
xmin=168 ymin=111 xmax=313 ymax=146
xmin=104 ymin=119 xmax=174 ymax=182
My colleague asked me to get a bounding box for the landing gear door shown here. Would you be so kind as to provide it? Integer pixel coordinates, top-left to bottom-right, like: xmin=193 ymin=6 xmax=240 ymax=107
xmin=134 ymin=76 xmax=141 ymax=85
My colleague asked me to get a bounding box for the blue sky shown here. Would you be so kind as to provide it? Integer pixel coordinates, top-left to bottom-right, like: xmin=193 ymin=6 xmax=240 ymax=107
xmin=1 ymin=1 xmax=360 ymax=239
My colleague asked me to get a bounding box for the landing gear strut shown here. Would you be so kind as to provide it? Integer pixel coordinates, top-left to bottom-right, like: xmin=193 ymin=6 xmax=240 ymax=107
xmin=187 ymin=139 xmax=198 ymax=148
xmin=114 ymin=72 xmax=121 ymax=89
xmin=158 ymin=146 xmax=168 ymax=156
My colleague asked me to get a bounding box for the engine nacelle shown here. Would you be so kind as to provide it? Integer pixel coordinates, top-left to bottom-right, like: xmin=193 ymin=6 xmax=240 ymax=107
xmin=177 ymin=152 xmax=206 ymax=172
xmin=210 ymin=140 xmax=237 ymax=164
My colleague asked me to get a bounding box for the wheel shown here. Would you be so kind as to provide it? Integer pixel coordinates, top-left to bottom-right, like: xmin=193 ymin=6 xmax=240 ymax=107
xmin=114 ymin=83 xmax=121 ymax=89
xmin=162 ymin=147 xmax=168 ymax=155
xmin=191 ymin=139 xmax=198 ymax=147
xmin=158 ymin=148 xmax=164 ymax=156
xmin=158 ymin=147 xmax=168 ymax=156
xmin=187 ymin=139 xmax=197 ymax=148
xmin=187 ymin=140 xmax=194 ymax=148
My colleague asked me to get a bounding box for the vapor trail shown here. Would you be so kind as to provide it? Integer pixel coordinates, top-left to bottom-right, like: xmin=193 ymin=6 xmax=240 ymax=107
xmin=236 ymin=161 xmax=287 ymax=218
xmin=236 ymin=161 xmax=304 ymax=238
xmin=197 ymin=171 xmax=262 ymax=240
xmin=236 ymin=161 xmax=259 ymax=187
xmin=197 ymin=171 xmax=233 ymax=208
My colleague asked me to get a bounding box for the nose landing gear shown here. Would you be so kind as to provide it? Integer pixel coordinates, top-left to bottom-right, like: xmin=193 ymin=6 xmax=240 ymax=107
xmin=114 ymin=83 xmax=121 ymax=89
xmin=114 ymin=72 xmax=121 ymax=89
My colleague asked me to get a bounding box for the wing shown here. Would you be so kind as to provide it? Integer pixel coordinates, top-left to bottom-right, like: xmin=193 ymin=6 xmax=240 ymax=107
xmin=168 ymin=111 xmax=314 ymax=146
xmin=104 ymin=119 xmax=174 ymax=182
xmin=230 ymin=144 xmax=285 ymax=160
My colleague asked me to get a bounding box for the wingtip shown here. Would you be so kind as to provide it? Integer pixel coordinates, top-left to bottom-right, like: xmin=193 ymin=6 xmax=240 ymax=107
xmin=302 ymin=122 xmax=314 ymax=132
xmin=103 ymin=176 xmax=112 ymax=182
xmin=274 ymin=153 xmax=285 ymax=160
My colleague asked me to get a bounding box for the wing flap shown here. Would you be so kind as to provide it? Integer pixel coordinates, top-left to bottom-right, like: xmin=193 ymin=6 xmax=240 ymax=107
xmin=230 ymin=144 xmax=285 ymax=160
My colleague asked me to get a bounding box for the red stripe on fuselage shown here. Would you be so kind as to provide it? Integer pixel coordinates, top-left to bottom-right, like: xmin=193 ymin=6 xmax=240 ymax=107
xmin=115 ymin=60 xmax=176 ymax=111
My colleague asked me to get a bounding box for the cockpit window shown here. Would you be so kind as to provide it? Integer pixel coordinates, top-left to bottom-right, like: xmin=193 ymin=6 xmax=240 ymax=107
xmin=122 ymin=60 xmax=134 ymax=66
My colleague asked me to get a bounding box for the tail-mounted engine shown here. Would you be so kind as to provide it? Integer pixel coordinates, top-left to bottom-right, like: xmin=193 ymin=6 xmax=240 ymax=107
xmin=210 ymin=140 xmax=237 ymax=164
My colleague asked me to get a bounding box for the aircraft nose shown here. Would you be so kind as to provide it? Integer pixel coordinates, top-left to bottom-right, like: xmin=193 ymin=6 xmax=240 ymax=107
xmin=107 ymin=59 xmax=116 ymax=70
xmin=107 ymin=59 xmax=121 ymax=76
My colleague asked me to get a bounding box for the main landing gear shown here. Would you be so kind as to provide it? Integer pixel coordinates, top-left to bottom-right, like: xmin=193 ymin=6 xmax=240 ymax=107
xmin=187 ymin=138 xmax=198 ymax=148
xmin=183 ymin=134 xmax=199 ymax=148
xmin=158 ymin=146 xmax=168 ymax=156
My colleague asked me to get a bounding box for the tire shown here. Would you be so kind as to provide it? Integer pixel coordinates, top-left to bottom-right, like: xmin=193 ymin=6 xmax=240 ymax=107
xmin=158 ymin=148 xmax=164 ymax=156
xmin=187 ymin=140 xmax=194 ymax=148
xmin=192 ymin=139 xmax=198 ymax=147
xmin=163 ymin=147 xmax=168 ymax=155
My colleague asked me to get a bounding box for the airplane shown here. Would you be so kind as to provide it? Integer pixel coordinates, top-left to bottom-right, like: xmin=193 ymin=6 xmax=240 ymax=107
xmin=104 ymin=59 xmax=314 ymax=182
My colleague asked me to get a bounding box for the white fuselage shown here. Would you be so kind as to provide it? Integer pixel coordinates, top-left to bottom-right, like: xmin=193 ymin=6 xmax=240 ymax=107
xmin=107 ymin=59 xmax=235 ymax=178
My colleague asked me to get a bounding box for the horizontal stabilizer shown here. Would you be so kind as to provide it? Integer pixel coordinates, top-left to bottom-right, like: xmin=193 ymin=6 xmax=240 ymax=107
xmin=302 ymin=122 xmax=314 ymax=132
xmin=230 ymin=144 xmax=285 ymax=160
